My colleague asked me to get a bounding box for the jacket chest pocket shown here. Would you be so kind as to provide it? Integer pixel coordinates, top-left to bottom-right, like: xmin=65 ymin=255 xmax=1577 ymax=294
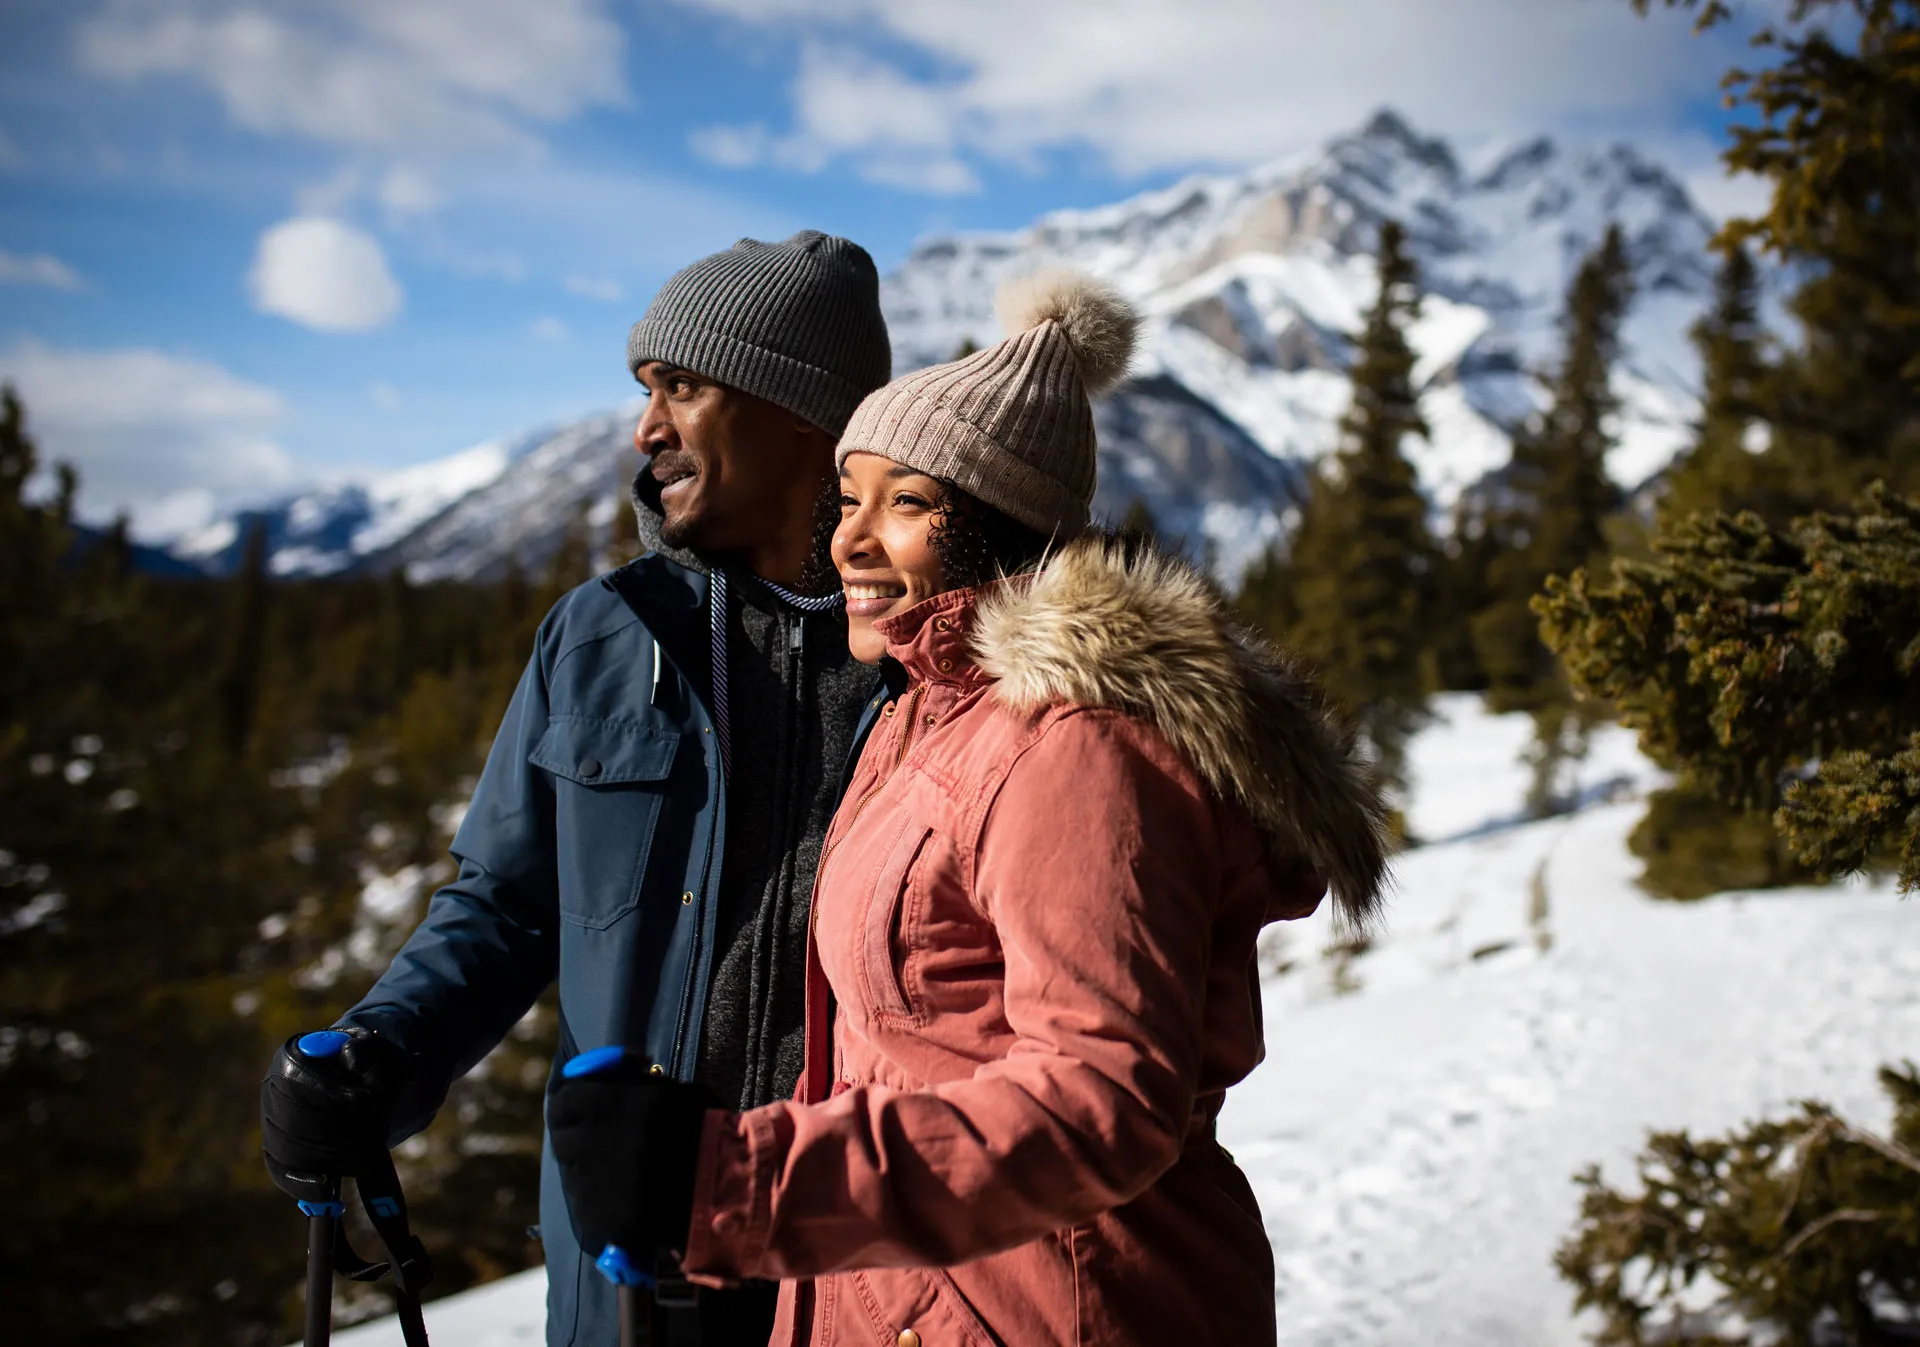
xmin=529 ymin=714 xmax=678 ymax=929
xmin=860 ymin=813 xmax=934 ymax=1026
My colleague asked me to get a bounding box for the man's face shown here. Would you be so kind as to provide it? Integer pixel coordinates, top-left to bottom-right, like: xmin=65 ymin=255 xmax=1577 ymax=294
xmin=633 ymin=362 xmax=821 ymax=552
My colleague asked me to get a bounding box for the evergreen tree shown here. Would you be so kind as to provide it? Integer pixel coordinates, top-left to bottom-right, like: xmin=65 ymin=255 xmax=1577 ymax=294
xmin=1635 ymin=244 xmax=1812 ymax=891
xmin=216 ymin=523 xmax=270 ymax=756
xmin=1426 ymin=494 xmax=1501 ymax=691
xmin=1558 ymin=1062 xmax=1920 ymax=1346
xmin=1638 ymin=0 xmax=1920 ymax=510
xmin=1118 ymin=496 xmax=1160 ymax=540
xmin=1 ymin=389 xmax=565 ymax=1344
xmin=603 ymin=476 xmax=642 ymax=570
xmin=1537 ymin=485 xmax=1920 ymax=892
xmin=1660 ymin=242 xmax=1775 ymax=523
xmin=1474 ymin=224 xmax=1635 ymax=722
xmin=1244 ymin=221 xmax=1438 ymax=794
xmin=1467 ymin=226 xmax=1634 ymax=810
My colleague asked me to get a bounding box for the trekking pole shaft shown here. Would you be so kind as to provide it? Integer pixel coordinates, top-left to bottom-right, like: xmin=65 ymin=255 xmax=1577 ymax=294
xmin=304 ymin=1210 xmax=335 ymax=1347
xmin=617 ymin=1284 xmax=639 ymax=1347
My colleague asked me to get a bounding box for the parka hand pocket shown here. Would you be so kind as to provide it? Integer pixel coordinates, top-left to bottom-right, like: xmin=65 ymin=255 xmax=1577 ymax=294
xmin=861 ymin=813 xmax=933 ymax=1024
xmin=529 ymin=715 xmax=678 ymax=929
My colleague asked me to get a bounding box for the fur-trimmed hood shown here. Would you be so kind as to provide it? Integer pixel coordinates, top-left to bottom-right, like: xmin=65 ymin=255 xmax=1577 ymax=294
xmin=971 ymin=533 xmax=1392 ymax=929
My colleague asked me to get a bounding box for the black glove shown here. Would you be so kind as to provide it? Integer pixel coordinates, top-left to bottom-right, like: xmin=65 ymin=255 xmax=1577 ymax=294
xmin=261 ymin=1026 xmax=407 ymax=1200
xmin=547 ymin=1055 xmax=710 ymax=1261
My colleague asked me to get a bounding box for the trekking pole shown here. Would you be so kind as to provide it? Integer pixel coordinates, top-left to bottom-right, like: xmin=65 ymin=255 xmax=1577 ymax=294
xmin=300 ymin=1177 xmax=343 ymax=1347
xmin=561 ymin=1047 xmax=655 ymax=1347
xmin=277 ymin=1031 xmax=435 ymax=1347
xmin=276 ymin=1032 xmax=356 ymax=1347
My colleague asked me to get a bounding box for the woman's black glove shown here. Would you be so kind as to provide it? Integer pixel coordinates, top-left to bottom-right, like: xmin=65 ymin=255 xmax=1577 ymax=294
xmin=260 ymin=1027 xmax=406 ymax=1199
xmin=547 ymin=1053 xmax=711 ymax=1261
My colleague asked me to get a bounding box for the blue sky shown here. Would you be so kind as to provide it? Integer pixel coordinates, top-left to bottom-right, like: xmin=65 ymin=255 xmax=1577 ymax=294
xmin=0 ymin=0 xmax=1763 ymax=538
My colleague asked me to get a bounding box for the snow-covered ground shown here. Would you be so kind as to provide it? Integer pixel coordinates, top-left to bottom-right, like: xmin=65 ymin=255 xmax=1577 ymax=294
xmin=325 ymin=695 xmax=1919 ymax=1347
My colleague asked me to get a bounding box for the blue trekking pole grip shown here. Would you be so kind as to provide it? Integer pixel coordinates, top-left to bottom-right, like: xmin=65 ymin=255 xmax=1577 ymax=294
xmin=561 ymin=1046 xmax=653 ymax=1347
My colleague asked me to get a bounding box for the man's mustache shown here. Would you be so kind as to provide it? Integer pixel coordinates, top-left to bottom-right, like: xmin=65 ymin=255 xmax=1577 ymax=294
xmin=650 ymin=450 xmax=698 ymax=484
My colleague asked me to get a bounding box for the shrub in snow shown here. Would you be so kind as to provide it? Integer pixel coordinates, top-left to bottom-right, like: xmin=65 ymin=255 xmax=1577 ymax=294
xmin=1556 ymin=1063 xmax=1920 ymax=1346
xmin=1539 ymin=486 xmax=1920 ymax=895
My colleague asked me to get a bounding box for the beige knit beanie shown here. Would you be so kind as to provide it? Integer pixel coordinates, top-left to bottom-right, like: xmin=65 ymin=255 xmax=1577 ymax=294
xmin=835 ymin=270 xmax=1139 ymax=537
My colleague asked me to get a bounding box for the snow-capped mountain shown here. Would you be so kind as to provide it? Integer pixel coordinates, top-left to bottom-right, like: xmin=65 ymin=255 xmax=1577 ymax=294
xmin=362 ymin=405 xmax=642 ymax=583
xmin=884 ymin=110 xmax=1711 ymax=536
xmin=176 ymin=109 xmax=1721 ymax=586
xmin=167 ymin=432 xmax=542 ymax=577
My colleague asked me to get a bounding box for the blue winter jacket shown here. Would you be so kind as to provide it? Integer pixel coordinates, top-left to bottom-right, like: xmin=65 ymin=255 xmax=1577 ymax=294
xmin=339 ymin=550 xmax=885 ymax=1346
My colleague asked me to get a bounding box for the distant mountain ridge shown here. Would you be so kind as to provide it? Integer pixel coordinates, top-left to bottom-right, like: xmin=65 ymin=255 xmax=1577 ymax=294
xmin=160 ymin=108 xmax=1719 ymax=586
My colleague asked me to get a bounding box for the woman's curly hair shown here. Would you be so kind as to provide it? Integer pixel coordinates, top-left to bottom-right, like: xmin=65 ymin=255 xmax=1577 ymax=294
xmin=928 ymin=482 xmax=1054 ymax=590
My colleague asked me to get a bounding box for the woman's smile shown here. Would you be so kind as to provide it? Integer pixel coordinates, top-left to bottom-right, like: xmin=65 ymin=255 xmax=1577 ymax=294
xmin=842 ymin=578 xmax=910 ymax=617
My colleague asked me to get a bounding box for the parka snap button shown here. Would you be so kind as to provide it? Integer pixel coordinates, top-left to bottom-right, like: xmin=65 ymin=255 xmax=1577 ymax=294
xmin=648 ymin=1064 xmax=665 ymax=1076
xmin=681 ymin=891 xmax=694 ymax=905
xmin=937 ymin=658 xmax=954 ymax=673
xmin=578 ymin=758 xmax=602 ymax=779
xmin=898 ymin=1331 xmax=921 ymax=1347
xmin=933 ymin=617 xmax=950 ymax=631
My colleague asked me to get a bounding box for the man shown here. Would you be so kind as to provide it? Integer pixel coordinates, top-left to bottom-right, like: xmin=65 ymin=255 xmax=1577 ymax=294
xmin=260 ymin=231 xmax=893 ymax=1345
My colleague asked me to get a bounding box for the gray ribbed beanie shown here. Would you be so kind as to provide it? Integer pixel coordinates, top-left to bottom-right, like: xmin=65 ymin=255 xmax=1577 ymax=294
xmin=627 ymin=230 xmax=891 ymax=436
xmin=835 ymin=270 xmax=1138 ymax=537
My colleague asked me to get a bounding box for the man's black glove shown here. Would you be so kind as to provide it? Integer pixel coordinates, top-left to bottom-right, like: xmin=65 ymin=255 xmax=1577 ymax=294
xmin=547 ymin=1054 xmax=710 ymax=1261
xmin=260 ymin=1026 xmax=407 ymax=1199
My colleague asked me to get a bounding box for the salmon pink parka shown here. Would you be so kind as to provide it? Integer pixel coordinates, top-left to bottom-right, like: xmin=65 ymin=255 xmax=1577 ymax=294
xmin=679 ymin=535 xmax=1391 ymax=1347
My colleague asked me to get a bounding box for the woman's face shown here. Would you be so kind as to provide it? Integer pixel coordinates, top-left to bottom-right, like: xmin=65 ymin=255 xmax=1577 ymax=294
xmin=832 ymin=451 xmax=949 ymax=664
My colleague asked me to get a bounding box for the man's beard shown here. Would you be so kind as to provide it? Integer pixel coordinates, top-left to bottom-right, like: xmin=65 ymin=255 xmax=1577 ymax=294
xmin=658 ymin=510 xmax=697 ymax=550
xmin=646 ymin=469 xmax=839 ymax=594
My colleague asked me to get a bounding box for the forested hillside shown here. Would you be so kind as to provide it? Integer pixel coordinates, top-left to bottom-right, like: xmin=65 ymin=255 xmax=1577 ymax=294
xmin=0 ymin=390 xmax=622 ymax=1343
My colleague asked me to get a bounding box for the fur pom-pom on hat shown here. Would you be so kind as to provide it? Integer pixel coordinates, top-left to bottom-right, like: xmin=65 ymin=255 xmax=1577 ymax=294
xmin=995 ymin=270 xmax=1138 ymax=395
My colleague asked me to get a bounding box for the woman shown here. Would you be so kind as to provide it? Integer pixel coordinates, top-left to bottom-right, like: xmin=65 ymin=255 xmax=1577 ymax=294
xmin=550 ymin=272 xmax=1392 ymax=1346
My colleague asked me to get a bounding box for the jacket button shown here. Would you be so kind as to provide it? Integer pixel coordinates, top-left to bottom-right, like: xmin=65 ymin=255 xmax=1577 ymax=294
xmin=897 ymin=1332 xmax=920 ymax=1347
xmin=681 ymin=891 xmax=694 ymax=905
xmin=578 ymin=758 xmax=602 ymax=779
xmin=648 ymin=1063 xmax=665 ymax=1076
xmin=933 ymin=617 xmax=950 ymax=631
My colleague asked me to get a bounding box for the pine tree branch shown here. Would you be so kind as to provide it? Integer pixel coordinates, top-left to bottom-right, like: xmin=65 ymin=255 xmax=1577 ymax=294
xmin=1773 ymin=1207 xmax=1885 ymax=1262
xmin=1834 ymin=1121 xmax=1920 ymax=1178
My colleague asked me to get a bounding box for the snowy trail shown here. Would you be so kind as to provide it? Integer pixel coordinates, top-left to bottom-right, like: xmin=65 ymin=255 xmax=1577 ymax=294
xmin=322 ymin=697 xmax=1920 ymax=1347
xmin=1233 ymin=804 xmax=1920 ymax=1346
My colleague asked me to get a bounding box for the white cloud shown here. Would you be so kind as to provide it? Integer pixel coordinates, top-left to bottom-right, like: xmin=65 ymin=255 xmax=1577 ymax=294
xmin=249 ymin=217 xmax=403 ymax=333
xmin=0 ymin=339 xmax=297 ymax=536
xmin=679 ymin=0 xmax=1753 ymax=190
xmin=0 ymin=251 xmax=84 ymax=290
xmin=77 ymin=0 xmax=628 ymax=154
xmin=564 ymin=273 xmax=625 ymax=303
xmin=378 ymin=166 xmax=442 ymax=217
xmin=530 ymin=315 xmax=569 ymax=341
xmin=687 ymin=123 xmax=771 ymax=169
xmin=859 ymin=153 xmax=978 ymax=195
xmin=369 ymin=380 xmax=402 ymax=410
